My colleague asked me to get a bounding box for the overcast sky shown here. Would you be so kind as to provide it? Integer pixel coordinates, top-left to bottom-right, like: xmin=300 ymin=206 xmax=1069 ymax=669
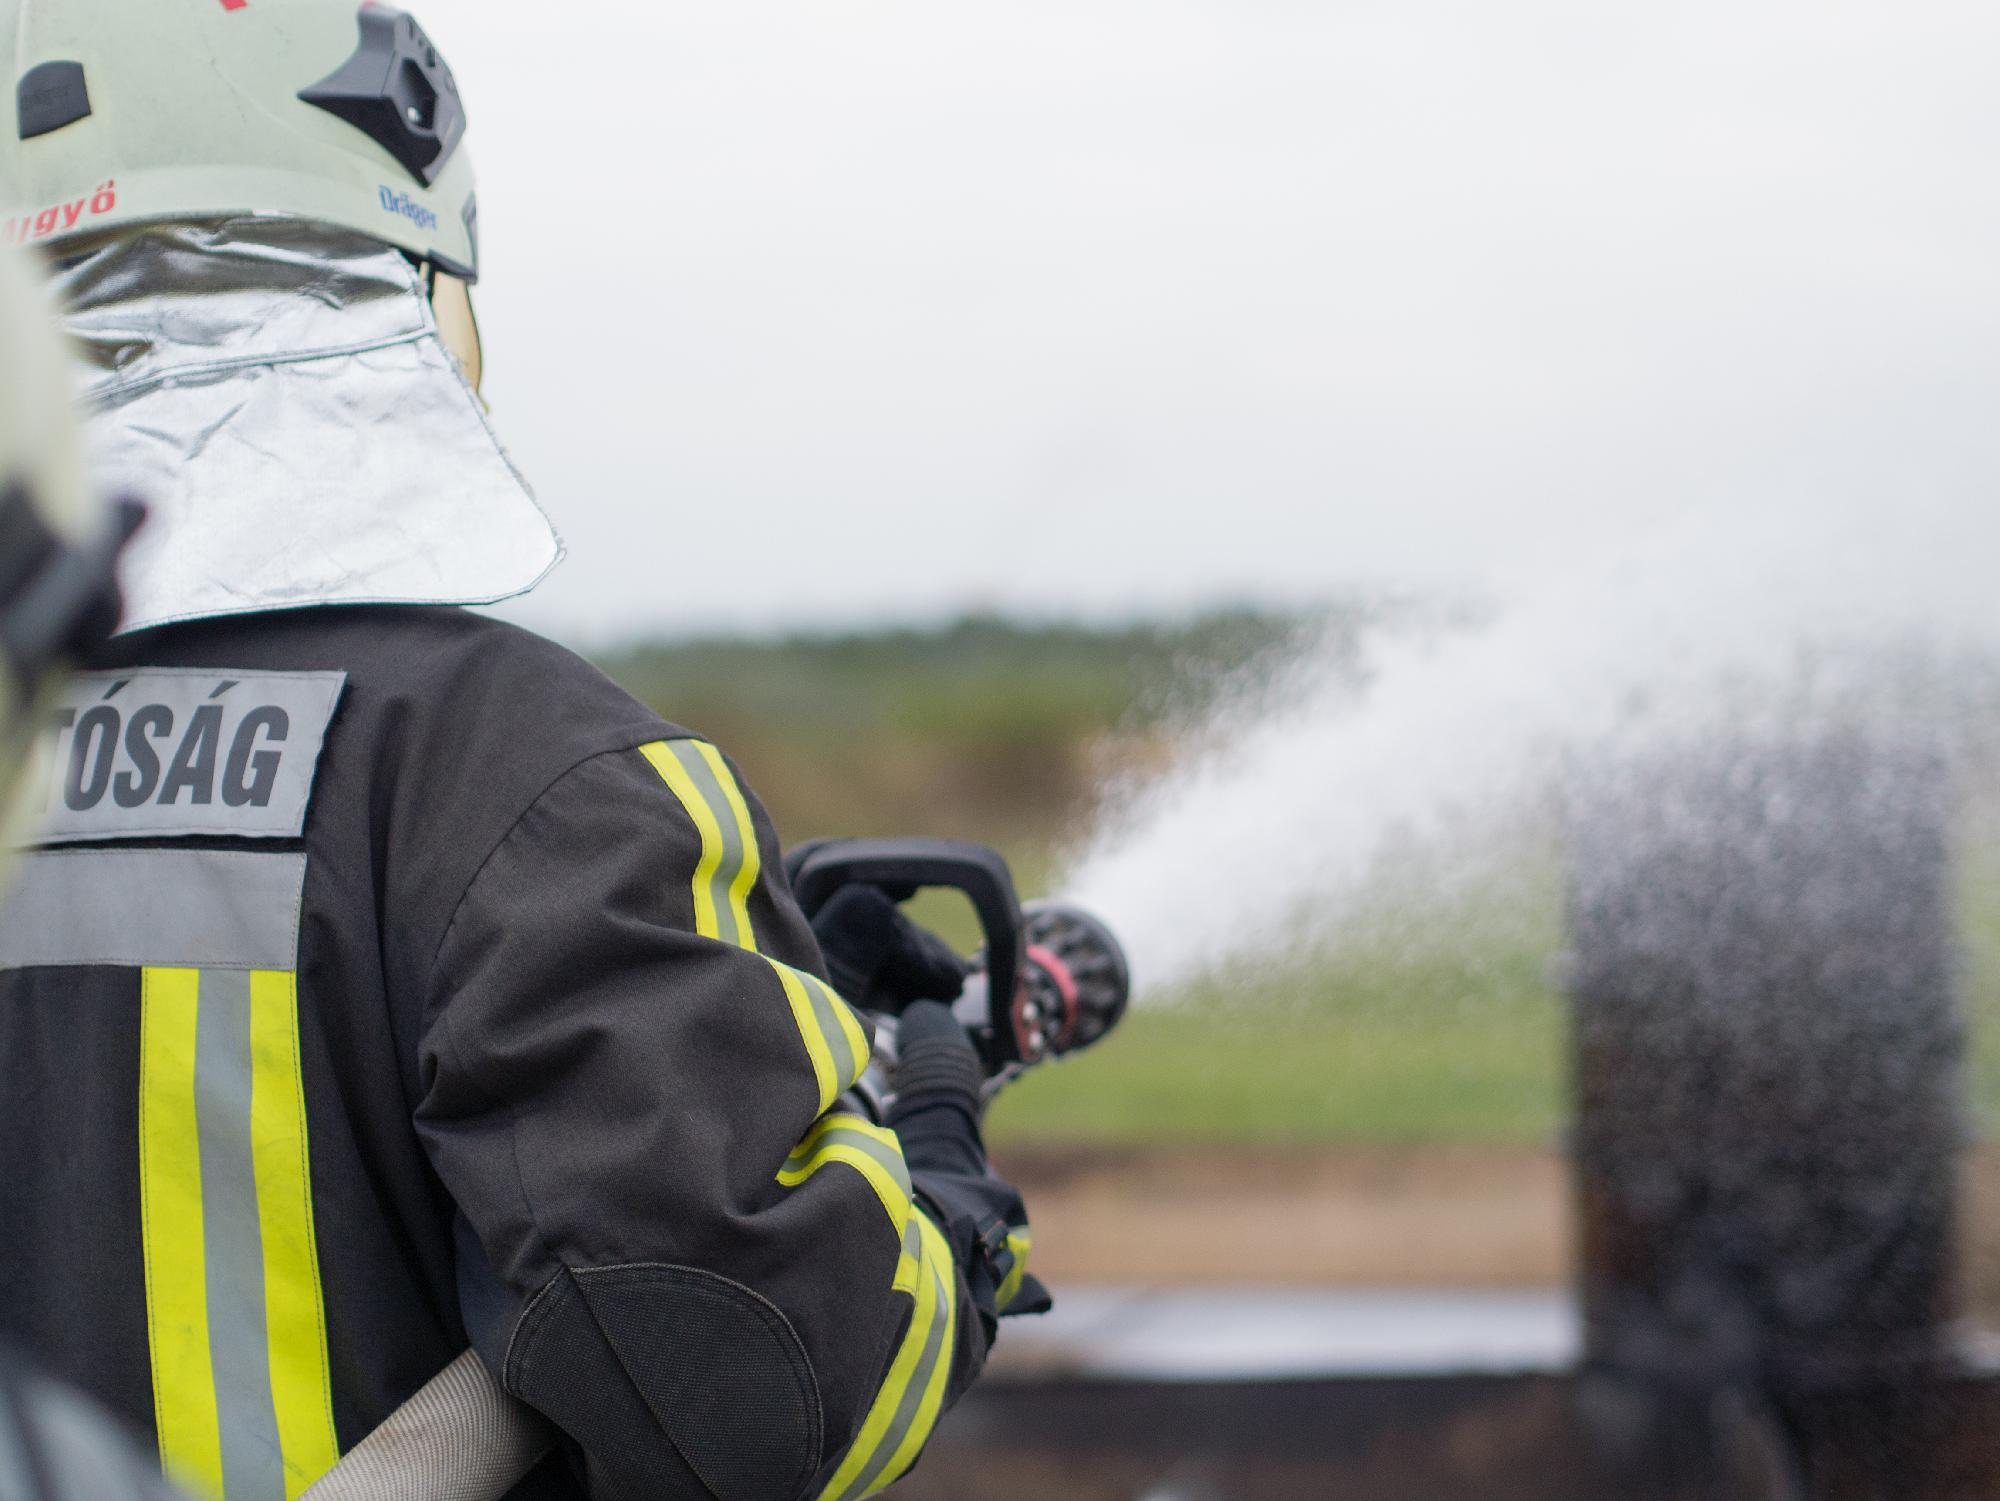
xmin=411 ymin=1 xmax=2000 ymax=644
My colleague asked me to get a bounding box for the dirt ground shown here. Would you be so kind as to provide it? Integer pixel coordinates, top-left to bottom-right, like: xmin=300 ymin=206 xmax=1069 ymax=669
xmin=996 ymin=1143 xmax=2000 ymax=1321
xmin=996 ymin=1143 xmax=1569 ymax=1288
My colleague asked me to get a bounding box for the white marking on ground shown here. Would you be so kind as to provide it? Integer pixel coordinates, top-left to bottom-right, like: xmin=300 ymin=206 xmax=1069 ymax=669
xmin=989 ymin=1287 xmax=1581 ymax=1382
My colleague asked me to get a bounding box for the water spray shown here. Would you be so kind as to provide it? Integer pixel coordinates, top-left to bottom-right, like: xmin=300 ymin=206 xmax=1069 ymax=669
xmin=1060 ymin=494 xmax=2000 ymax=1002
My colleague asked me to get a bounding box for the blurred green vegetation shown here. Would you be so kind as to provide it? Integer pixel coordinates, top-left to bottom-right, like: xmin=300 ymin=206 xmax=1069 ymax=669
xmin=594 ymin=614 xmax=2000 ymax=1148
xmin=988 ymin=858 xmax=1570 ymax=1147
xmin=597 ymin=611 xmax=1316 ymax=877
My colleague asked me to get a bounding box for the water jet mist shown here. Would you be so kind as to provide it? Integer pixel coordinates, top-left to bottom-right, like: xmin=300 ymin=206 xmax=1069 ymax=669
xmin=1060 ymin=494 xmax=2000 ymax=998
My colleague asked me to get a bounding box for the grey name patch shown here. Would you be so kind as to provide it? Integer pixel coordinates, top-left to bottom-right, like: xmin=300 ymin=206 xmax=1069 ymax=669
xmin=34 ymin=669 xmax=345 ymax=843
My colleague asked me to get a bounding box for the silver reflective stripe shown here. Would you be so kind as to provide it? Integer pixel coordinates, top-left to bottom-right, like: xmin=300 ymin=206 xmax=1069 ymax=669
xmin=665 ymin=740 xmax=753 ymax=949
xmin=784 ymin=1124 xmax=912 ymax=1205
xmin=834 ymin=1218 xmax=951 ymax=1501
xmin=195 ymin=970 xmax=286 ymax=1500
xmin=0 ymin=850 xmax=305 ymax=971
xmin=799 ymin=972 xmax=860 ymax=1086
xmin=852 ymin=1286 xmax=948 ymax=1499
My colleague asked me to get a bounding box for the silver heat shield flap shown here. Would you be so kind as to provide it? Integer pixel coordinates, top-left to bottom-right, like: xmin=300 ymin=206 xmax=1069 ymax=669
xmin=52 ymin=219 xmax=562 ymax=635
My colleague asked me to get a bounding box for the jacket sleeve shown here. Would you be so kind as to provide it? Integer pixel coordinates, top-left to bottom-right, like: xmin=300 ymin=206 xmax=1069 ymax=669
xmin=412 ymin=736 xmax=1027 ymax=1501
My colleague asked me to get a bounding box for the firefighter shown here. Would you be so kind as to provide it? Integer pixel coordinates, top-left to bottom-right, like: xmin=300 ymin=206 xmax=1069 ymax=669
xmin=0 ymin=240 xmax=182 ymax=1500
xmin=0 ymin=4 xmax=1039 ymax=1500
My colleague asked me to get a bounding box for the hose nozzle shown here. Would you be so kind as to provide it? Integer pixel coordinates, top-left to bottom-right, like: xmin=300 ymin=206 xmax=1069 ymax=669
xmin=1013 ymin=899 xmax=1130 ymax=1064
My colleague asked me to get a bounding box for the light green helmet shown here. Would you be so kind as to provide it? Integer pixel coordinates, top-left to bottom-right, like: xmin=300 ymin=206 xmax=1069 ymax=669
xmin=0 ymin=248 xmax=88 ymax=554
xmin=0 ymin=0 xmax=478 ymax=277
xmin=0 ymin=246 xmax=134 ymax=857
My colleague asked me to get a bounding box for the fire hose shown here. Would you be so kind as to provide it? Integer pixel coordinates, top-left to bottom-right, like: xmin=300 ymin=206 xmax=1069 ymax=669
xmin=304 ymin=837 xmax=1128 ymax=1501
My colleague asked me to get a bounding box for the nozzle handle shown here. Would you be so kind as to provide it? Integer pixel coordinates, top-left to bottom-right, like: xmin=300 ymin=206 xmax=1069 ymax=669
xmin=786 ymin=837 xmax=1027 ymax=1064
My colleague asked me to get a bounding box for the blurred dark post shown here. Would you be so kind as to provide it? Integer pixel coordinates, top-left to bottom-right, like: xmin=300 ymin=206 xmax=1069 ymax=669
xmin=1566 ymin=733 xmax=1968 ymax=1496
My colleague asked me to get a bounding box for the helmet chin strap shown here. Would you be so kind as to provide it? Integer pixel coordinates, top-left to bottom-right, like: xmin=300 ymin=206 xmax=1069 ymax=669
xmin=427 ymin=267 xmax=484 ymax=396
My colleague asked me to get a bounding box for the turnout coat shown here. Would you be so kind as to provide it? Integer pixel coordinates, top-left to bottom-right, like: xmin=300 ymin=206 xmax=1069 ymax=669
xmin=0 ymin=605 xmax=1031 ymax=1501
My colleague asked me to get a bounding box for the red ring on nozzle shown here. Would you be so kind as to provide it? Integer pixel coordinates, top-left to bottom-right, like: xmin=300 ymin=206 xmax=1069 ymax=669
xmin=1024 ymin=943 xmax=1081 ymax=1053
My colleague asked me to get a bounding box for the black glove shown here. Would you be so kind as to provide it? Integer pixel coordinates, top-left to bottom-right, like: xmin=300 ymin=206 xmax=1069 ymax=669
xmin=809 ymin=884 xmax=967 ymax=1013
xmin=889 ymin=1003 xmax=1053 ymax=1325
xmin=887 ymin=999 xmax=986 ymax=1176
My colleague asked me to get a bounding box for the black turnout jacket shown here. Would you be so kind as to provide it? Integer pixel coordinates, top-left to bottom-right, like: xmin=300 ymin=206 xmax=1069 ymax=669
xmin=0 ymin=605 xmax=1032 ymax=1501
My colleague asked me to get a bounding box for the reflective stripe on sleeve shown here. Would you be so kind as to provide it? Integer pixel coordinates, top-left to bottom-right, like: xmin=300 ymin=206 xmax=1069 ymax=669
xmin=637 ymin=733 xmax=958 ymax=1496
xmin=688 ymin=740 xmax=762 ymax=949
xmin=771 ymin=966 xmax=840 ymax=1113
xmin=636 ymin=741 xmax=871 ymax=1110
xmin=769 ymin=964 xmax=867 ymax=1113
xmin=994 ymin=1229 xmax=1033 ymax=1313
xmin=816 ymin=1210 xmax=958 ymax=1501
xmin=140 ymin=968 xmax=338 ymax=1501
xmin=797 ymin=970 xmax=869 ymax=1092
xmin=638 ymin=740 xmax=760 ymax=952
xmin=776 ymin=1114 xmax=912 ymax=1239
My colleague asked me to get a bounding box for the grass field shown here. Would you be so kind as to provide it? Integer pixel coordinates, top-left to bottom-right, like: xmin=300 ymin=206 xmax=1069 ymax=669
xmin=986 ymin=859 xmax=1570 ymax=1147
xmin=988 ymin=864 xmax=2000 ymax=1149
xmin=595 ymin=615 xmax=2000 ymax=1150
xmin=990 ymin=830 xmax=2000 ymax=1148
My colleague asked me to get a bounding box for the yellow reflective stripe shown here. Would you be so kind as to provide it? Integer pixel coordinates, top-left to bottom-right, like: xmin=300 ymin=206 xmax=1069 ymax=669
xmin=772 ymin=965 xmax=840 ymax=1112
xmin=638 ymin=741 xmax=870 ymax=1118
xmin=690 ymin=739 xmax=761 ymax=952
xmin=639 ymin=738 xmax=762 ymax=953
xmin=890 ymin=1211 xmax=923 ymax=1299
xmin=141 ymin=967 xmax=226 ymax=1499
xmin=800 ymin=972 xmax=870 ymax=1091
xmin=767 ymin=962 xmax=870 ymax=1112
xmin=782 ymin=1111 xmax=909 ymax=1186
xmin=141 ymin=969 xmax=339 ymax=1501
xmin=777 ymin=1114 xmax=912 ymax=1238
xmin=816 ymin=1211 xmax=958 ymax=1501
xmin=871 ymin=1212 xmax=958 ymax=1492
xmin=638 ymin=741 xmax=728 ymax=941
xmin=778 ymin=1140 xmax=909 ymax=1236
xmin=249 ymin=971 xmax=339 ymax=1500
xmin=634 ymin=737 xmax=954 ymax=1496
xmin=994 ymin=1229 xmax=1033 ymax=1313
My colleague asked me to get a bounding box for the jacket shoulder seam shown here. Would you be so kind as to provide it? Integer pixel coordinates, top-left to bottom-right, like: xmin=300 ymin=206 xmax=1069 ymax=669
xmin=418 ymin=723 xmax=685 ymax=998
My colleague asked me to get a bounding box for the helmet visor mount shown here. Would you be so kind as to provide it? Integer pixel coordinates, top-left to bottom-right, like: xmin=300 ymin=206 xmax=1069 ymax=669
xmin=299 ymin=7 xmax=466 ymax=189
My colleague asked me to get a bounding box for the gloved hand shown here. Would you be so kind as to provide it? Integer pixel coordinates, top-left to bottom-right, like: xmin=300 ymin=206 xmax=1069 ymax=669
xmin=889 ymin=1002 xmax=1053 ymax=1325
xmin=886 ymin=999 xmax=985 ymax=1169
xmin=808 ymin=884 xmax=967 ymax=1013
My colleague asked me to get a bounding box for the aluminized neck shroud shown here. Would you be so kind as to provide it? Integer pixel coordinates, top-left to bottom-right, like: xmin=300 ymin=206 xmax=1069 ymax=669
xmin=52 ymin=218 xmax=562 ymax=636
